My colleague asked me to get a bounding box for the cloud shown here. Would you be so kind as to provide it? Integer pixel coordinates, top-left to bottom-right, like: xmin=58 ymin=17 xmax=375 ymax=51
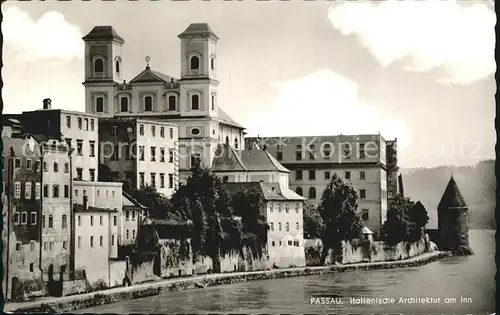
xmin=245 ymin=69 xmax=412 ymax=150
xmin=2 ymin=6 xmax=84 ymax=62
xmin=328 ymin=0 xmax=496 ymax=85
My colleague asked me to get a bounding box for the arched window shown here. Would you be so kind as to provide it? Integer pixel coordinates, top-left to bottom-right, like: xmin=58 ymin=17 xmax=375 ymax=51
xmin=96 ymin=97 xmax=104 ymax=113
xmin=94 ymin=58 xmax=104 ymax=74
xmin=225 ymin=136 xmax=229 ymax=145
xmin=190 ymin=56 xmax=200 ymax=70
xmin=191 ymin=94 xmax=199 ymax=110
xmin=308 ymin=187 xmax=316 ymax=199
xmin=126 ymin=229 xmax=129 ymax=239
xmin=235 ymin=138 xmax=239 ymax=149
xmin=115 ymin=60 xmax=120 ymax=74
xmin=132 ymin=229 xmax=136 ymax=239
xmin=295 ymin=187 xmax=303 ymax=196
xmin=120 ymin=97 xmax=128 ymax=112
xmin=53 ymin=163 xmax=58 ymax=173
xmin=144 ymin=96 xmax=153 ymax=112
xmin=211 ymin=57 xmax=215 ymax=70
xmin=211 ymin=94 xmax=215 ymax=111
xmin=168 ymin=95 xmax=176 ymax=111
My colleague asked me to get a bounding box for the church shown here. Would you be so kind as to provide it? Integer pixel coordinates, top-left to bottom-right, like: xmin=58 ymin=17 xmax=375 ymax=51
xmin=81 ymin=24 xmax=245 ymax=183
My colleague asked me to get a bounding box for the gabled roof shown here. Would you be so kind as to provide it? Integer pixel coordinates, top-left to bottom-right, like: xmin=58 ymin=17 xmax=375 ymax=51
xmin=438 ymin=176 xmax=467 ymax=209
xmin=129 ymin=67 xmax=177 ymax=84
xmin=224 ymin=182 xmax=305 ymax=201
xmin=217 ymin=108 xmax=244 ymax=129
xmin=122 ymin=191 xmax=148 ymax=209
xmin=212 ymin=144 xmax=247 ymax=172
xmin=212 ymin=144 xmax=290 ymax=173
xmin=239 ymin=149 xmax=290 ymax=173
xmin=178 ymin=23 xmax=219 ymax=40
xmin=82 ymin=26 xmax=125 ymax=44
xmin=362 ymin=227 xmax=374 ymax=235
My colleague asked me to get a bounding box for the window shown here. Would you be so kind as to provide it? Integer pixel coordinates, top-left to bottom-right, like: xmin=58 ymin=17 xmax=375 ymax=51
xmin=169 ymin=128 xmax=174 ymax=139
xmin=65 ymin=138 xmax=72 ymax=149
xmin=116 ymin=59 xmax=120 ymax=73
xmin=191 ymin=154 xmax=201 ymax=168
xmin=53 ymin=185 xmax=60 ymax=198
xmin=48 ymin=215 xmax=53 ymax=228
xmin=235 ymin=138 xmax=239 ymax=149
xmin=43 ymin=162 xmax=47 ymax=172
xmin=91 ymin=119 xmax=95 ymax=131
xmin=168 ymin=174 xmax=174 ymax=188
xmin=26 ymin=159 xmax=32 ymax=170
xmin=58 ymin=214 xmax=67 ymax=229
xmin=345 ymin=171 xmax=351 ymax=180
xmin=159 ymin=127 xmax=165 ymax=138
xmin=270 ymin=204 xmax=274 ymax=212
xmin=16 ymin=242 xmax=21 ymax=251
xmin=126 ymin=229 xmax=130 ymax=239
xmin=191 ymin=128 xmax=201 ymax=136
xmin=21 ymin=212 xmax=28 ymax=225
xmin=308 ymin=187 xmax=316 ymax=199
xmin=29 ymin=212 xmax=36 ymax=225
xmin=151 ymin=173 xmax=156 ymax=187
xmin=144 ymin=96 xmax=153 ymax=112
xmin=94 ymin=58 xmax=104 ymax=73
xmin=360 ymin=171 xmax=366 ymax=180
xmin=278 ymin=222 xmax=282 ymax=231
xmin=112 ymin=235 xmax=115 ymax=246
xmin=90 ymin=216 xmax=94 ymax=226
xmin=13 ymin=212 xmax=20 ymax=225
xmin=76 ymin=140 xmax=83 ymax=155
xmin=78 ymin=215 xmax=81 ymax=226
xmin=271 ymin=241 xmax=276 ymax=247
xmin=25 ymin=182 xmax=32 ymax=199
xmin=211 ymin=94 xmax=215 ymax=111
xmin=160 ymin=174 xmax=165 ymax=188
xmin=98 ymin=215 xmax=103 ymax=226
xmin=309 ymin=146 xmax=315 ymax=160
xmin=362 ymin=209 xmax=369 ymax=221
xmin=90 ymin=141 xmax=95 ymax=157
xmin=53 ymin=162 xmax=59 ymax=173
xmin=84 ymin=118 xmax=89 ymax=131
xmin=296 ymin=170 xmax=303 ymax=180
xmin=139 ymin=124 xmax=144 ymax=136
xmin=64 ymin=163 xmax=69 ymax=173
xmin=360 ymin=189 xmax=366 ymax=199
xmin=139 ymin=146 xmax=145 ymax=161
xmin=359 ymin=143 xmax=366 ymax=159
xmin=14 ymin=158 xmax=20 ymax=168
xmin=126 ymin=211 xmax=130 ymax=221
xmin=63 ymin=185 xmax=69 ymax=198
xmin=118 ymin=96 xmax=129 ymax=112
xmin=76 ymin=168 xmax=83 ymax=180
xmin=150 ymin=147 xmax=156 ymax=161
xmin=96 ymin=97 xmax=104 ymax=113
xmin=14 ymin=182 xmax=21 ymax=199
xmin=309 ymin=170 xmax=316 ymax=180
xmin=295 ymin=203 xmax=299 ymax=213
xmin=66 ymin=116 xmax=71 ymax=128
xmin=169 ymin=149 xmax=174 ymax=163
xmin=190 ymin=56 xmax=200 ymax=70
xmin=139 ymin=173 xmax=145 ymax=187
xmin=160 ymin=148 xmax=165 ymax=162
xmin=90 ymin=236 xmax=94 ymax=248
xmin=277 ymin=151 xmax=283 ymax=161
xmin=100 ymin=236 xmax=103 ymax=247
xmin=63 ymin=241 xmax=68 ymax=250
xmin=35 ymin=161 xmax=40 ymax=171
xmin=191 ymin=94 xmax=200 ymax=110
xmin=35 ymin=183 xmax=40 ymax=199
xmin=343 ymin=144 xmax=351 ymax=159
xmin=295 ymin=187 xmax=303 ymax=196
xmin=132 ymin=229 xmax=136 ymax=239
xmin=222 ymin=176 xmax=229 ymax=183
xmin=270 ymin=222 xmax=274 ymax=231
xmin=151 ymin=126 xmax=156 ymax=137
xmin=168 ymin=95 xmax=176 ymax=111
xmin=43 ymin=184 xmax=49 ymax=198
xmin=211 ymin=56 xmax=215 ymax=70
xmin=324 ymin=171 xmax=330 ymax=180
xmin=78 ymin=237 xmax=81 ymax=249
xmin=113 ymin=215 xmax=117 ymax=226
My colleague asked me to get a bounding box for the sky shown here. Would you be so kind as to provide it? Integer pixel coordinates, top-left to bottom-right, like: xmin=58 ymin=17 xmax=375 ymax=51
xmin=1 ymin=0 xmax=496 ymax=168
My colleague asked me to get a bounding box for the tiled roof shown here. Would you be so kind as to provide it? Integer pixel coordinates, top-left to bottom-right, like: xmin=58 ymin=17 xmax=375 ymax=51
xmin=212 ymin=144 xmax=290 ymax=173
xmin=123 ymin=191 xmax=148 ymax=209
xmin=438 ymin=176 xmax=467 ymax=209
xmin=211 ymin=144 xmax=246 ymax=172
xmin=217 ymin=108 xmax=244 ymax=129
xmin=273 ymin=182 xmax=306 ymax=201
xmin=224 ymin=182 xmax=305 ymax=201
xmin=129 ymin=67 xmax=177 ymax=84
xmin=73 ymin=204 xmax=119 ymax=213
xmin=178 ymin=23 xmax=219 ymax=40
xmin=82 ymin=26 xmax=125 ymax=43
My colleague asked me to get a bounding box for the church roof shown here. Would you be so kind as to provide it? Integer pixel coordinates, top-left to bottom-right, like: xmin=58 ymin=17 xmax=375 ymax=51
xmin=129 ymin=66 xmax=177 ymax=84
xmin=178 ymin=23 xmax=219 ymax=40
xmin=212 ymin=144 xmax=290 ymax=173
xmin=82 ymin=26 xmax=125 ymax=44
xmin=438 ymin=176 xmax=467 ymax=209
xmin=217 ymin=108 xmax=244 ymax=129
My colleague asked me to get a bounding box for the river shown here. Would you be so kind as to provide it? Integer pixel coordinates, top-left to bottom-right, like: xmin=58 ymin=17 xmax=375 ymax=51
xmin=78 ymin=229 xmax=495 ymax=314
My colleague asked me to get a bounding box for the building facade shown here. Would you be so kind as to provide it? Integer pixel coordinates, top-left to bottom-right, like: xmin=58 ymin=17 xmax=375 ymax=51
xmin=244 ymin=135 xmax=398 ymax=235
xmin=98 ymin=117 xmax=179 ymax=197
xmin=81 ymin=24 xmax=245 ymax=183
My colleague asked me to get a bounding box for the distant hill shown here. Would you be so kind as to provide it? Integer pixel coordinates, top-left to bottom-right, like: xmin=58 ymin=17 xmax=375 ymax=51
xmin=400 ymin=160 xmax=495 ymax=230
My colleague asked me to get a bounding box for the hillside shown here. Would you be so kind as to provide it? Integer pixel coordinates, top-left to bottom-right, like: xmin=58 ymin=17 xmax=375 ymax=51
xmin=400 ymin=160 xmax=495 ymax=230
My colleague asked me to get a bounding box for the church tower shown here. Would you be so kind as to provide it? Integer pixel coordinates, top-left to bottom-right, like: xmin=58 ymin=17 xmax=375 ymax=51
xmin=82 ymin=26 xmax=125 ymax=116
xmin=178 ymin=23 xmax=219 ymax=118
xmin=437 ymin=176 xmax=474 ymax=255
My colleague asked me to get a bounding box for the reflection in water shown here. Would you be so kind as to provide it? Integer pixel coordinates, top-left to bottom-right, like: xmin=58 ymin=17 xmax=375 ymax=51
xmin=78 ymin=230 xmax=494 ymax=314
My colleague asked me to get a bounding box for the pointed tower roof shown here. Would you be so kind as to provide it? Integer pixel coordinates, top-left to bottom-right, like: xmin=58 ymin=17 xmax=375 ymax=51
xmin=82 ymin=26 xmax=125 ymax=44
xmin=438 ymin=176 xmax=467 ymax=209
xmin=178 ymin=23 xmax=219 ymax=40
xmin=412 ymin=201 xmax=427 ymax=212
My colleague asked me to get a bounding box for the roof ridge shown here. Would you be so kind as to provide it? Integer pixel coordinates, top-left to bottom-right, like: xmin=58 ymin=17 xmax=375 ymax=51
xmin=229 ymin=145 xmax=247 ymax=171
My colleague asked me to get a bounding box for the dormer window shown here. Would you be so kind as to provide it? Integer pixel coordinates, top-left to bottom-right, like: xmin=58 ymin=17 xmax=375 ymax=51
xmin=95 ymin=97 xmax=104 ymax=113
xmin=144 ymin=96 xmax=153 ymax=112
xmin=191 ymin=94 xmax=200 ymax=110
xmin=120 ymin=97 xmax=128 ymax=112
xmin=94 ymin=58 xmax=104 ymax=76
xmin=168 ymin=95 xmax=176 ymax=111
xmin=190 ymin=56 xmax=200 ymax=70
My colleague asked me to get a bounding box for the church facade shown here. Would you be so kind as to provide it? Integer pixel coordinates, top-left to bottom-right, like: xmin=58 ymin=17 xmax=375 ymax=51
xmin=81 ymin=24 xmax=245 ymax=183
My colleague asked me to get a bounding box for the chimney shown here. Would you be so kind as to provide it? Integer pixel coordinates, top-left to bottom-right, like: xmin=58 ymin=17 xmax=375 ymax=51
xmin=43 ymin=98 xmax=52 ymax=110
xmin=83 ymin=195 xmax=89 ymax=210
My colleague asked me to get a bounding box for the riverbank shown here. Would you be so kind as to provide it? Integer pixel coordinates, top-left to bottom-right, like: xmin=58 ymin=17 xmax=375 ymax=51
xmin=5 ymin=251 xmax=449 ymax=313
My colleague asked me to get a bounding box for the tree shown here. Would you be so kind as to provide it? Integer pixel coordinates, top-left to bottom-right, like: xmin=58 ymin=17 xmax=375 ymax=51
xmin=318 ymin=174 xmax=364 ymax=263
xmin=382 ymin=194 xmax=415 ymax=245
xmin=231 ymin=189 xmax=269 ymax=249
xmin=303 ymin=201 xmax=324 ymax=239
xmin=98 ymin=164 xmax=115 ymax=182
xmin=129 ymin=186 xmax=171 ymax=219
xmin=408 ymin=201 xmax=429 ymax=241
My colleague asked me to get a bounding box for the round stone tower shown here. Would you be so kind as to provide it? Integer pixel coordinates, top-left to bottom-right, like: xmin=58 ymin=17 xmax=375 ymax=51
xmin=437 ymin=176 xmax=474 ymax=255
